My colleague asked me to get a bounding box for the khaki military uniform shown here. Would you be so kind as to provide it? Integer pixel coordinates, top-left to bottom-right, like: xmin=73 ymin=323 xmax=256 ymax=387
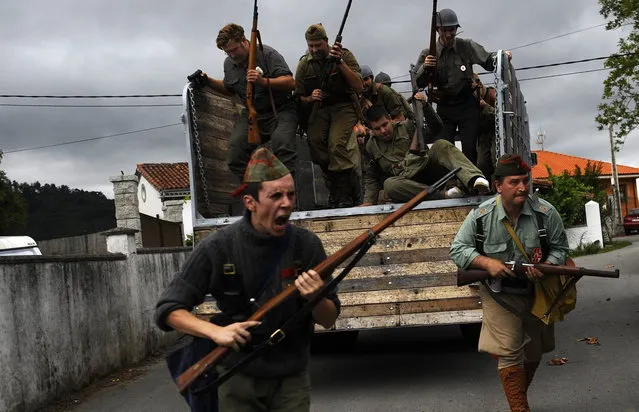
xmin=363 ymin=120 xmax=484 ymax=204
xmin=449 ymin=195 xmax=570 ymax=369
xmin=295 ymin=49 xmax=362 ymax=206
xmin=362 ymin=83 xmax=414 ymax=122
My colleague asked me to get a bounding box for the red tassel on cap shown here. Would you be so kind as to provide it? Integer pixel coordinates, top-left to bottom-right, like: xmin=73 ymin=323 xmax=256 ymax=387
xmin=230 ymin=183 xmax=248 ymax=198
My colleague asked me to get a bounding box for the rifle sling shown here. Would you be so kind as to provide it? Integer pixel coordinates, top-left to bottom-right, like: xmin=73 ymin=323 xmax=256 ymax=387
xmin=213 ymin=229 xmax=378 ymax=387
xmin=255 ymin=30 xmax=278 ymax=121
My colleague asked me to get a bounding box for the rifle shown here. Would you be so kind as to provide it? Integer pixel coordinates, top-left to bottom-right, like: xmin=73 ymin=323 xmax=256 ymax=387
xmin=246 ymin=0 xmax=260 ymax=145
xmin=457 ymin=261 xmax=620 ymax=287
xmin=409 ymin=64 xmax=426 ymax=151
xmin=307 ymin=0 xmax=353 ymax=125
xmin=426 ymin=0 xmax=438 ymax=104
xmin=175 ymin=166 xmax=462 ymax=394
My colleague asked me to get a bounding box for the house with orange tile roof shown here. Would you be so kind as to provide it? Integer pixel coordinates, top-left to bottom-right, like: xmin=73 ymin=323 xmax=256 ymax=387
xmin=532 ymin=150 xmax=639 ymax=216
xmin=135 ymin=163 xmax=190 ymax=221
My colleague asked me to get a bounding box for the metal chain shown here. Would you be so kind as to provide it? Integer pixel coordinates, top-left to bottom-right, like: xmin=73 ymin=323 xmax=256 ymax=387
xmin=188 ymin=87 xmax=213 ymax=215
xmin=493 ymin=52 xmax=502 ymax=161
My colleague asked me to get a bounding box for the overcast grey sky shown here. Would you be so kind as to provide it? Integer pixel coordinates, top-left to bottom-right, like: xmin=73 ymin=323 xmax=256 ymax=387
xmin=1 ymin=0 xmax=636 ymax=198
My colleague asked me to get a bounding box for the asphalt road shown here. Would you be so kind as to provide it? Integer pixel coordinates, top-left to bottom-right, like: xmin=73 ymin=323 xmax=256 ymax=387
xmin=50 ymin=235 xmax=639 ymax=412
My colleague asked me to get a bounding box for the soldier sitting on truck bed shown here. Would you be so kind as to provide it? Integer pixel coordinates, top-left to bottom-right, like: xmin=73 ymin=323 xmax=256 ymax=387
xmin=359 ymin=65 xmax=413 ymax=123
xmin=360 ymin=105 xmax=489 ymax=205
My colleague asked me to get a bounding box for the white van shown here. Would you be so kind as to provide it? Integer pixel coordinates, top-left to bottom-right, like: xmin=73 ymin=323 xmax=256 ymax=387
xmin=0 ymin=236 xmax=42 ymax=256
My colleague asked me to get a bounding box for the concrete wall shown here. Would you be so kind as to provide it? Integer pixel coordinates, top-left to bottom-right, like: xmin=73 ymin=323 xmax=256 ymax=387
xmin=0 ymin=247 xmax=190 ymax=412
xmin=37 ymin=232 xmax=110 ymax=255
xmin=565 ymin=200 xmax=604 ymax=249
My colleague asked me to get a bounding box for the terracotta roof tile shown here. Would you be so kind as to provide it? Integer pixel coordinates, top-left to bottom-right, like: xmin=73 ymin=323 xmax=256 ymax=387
xmin=532 ymin=151 xmax=639 ymax=179
xmin=136 ymin=163 xmax=189 ymax=191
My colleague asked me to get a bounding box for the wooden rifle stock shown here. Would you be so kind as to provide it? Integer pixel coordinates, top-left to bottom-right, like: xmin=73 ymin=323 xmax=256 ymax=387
xmin=457 ymin=261 xmax=620 ymax=287
xmin=308 ymin=0 xmax=353 ymax=125
xmin=426 ymin=0 xmax=438 ymax=103
xmin=246 ymin=0 xmax=260 ymax=145
xmin=175 ymin=167 xmax=461 ymax=394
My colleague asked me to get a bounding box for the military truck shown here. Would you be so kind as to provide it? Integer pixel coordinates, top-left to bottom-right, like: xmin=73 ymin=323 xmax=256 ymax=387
xmin=182 ymin=51 xmax=533 ymax=340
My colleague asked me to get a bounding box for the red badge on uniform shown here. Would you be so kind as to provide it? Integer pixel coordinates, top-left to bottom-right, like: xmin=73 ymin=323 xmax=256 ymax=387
xmin=279 ymin=268 xmax=297 ymax=279
xmin=530 ymin=247 xmax=543 ymax=263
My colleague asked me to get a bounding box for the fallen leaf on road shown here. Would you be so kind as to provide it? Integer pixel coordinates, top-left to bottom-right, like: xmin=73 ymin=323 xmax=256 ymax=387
xmin=577 ymin=337 xmax=600 ymax=345
xmin=548 ymin=357 xmax=568 ymax=366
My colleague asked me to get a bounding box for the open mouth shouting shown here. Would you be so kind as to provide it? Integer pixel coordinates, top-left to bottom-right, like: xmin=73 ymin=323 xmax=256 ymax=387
xmin=273 ymin=214 xmax=291 ymax=233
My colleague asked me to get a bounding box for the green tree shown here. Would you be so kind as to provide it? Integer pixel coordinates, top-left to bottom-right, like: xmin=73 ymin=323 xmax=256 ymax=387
xmin=539 ymin=161 xmax=608 ymax=228
xmin=0 ymin=151 xmax=28 ymax=234
xmin=596 ymin=0 xmax=639 ymax=139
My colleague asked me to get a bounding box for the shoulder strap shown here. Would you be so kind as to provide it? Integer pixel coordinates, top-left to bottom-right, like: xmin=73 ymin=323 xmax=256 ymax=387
xmin=475 ymin=208 xmax=486 ymax=255
xmin=534 ymin=210 xmax=549 ymax=261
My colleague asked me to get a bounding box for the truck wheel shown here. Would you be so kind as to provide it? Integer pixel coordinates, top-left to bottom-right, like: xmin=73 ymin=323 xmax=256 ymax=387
xmin=460 ymin=323 xmax=482 ymax=343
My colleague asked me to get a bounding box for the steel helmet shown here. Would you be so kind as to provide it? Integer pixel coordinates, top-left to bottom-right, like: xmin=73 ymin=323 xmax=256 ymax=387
xmin=437 ymin=8 xmax=460 ymax=28
xmin=360 ymin=65 xmax=374 ymax=79
xmin=375 ymin=71 xmax=392 ymax=85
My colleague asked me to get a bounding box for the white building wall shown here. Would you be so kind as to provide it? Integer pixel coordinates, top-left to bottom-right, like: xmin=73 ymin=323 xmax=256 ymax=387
xmin=182 ymin=199 xmax=193 ymax=240
xmin=137 ymin=176 xmax=164 ymax=218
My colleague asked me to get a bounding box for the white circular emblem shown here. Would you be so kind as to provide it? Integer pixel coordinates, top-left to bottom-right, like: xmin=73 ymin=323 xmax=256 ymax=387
xmin=460 ymin=65 xmax=467 ymax=72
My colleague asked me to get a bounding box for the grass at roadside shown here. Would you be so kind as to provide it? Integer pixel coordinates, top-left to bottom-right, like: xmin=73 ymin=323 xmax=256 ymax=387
xmin=569 ymin=240 xmax=631 ymax=258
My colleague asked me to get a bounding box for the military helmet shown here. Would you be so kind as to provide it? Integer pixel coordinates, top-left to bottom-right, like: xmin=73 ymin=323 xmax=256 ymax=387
xmin=437 ymin=8 xmax=460 ymax=28
xmin=360 ymin=65 xmax=374 ymax=79
xmin=375 ymin=71 xmax=392 ymax=85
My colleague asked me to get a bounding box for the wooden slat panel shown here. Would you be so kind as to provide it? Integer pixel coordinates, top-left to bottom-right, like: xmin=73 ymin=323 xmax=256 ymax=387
xmin=295 ymin=207 xmax=472 ymax=233
xmin=339 ymin=272 xmax=457 ymax=293
xmin=342 ymin=261 xmax=457 ymax=280
xmin=316 ymin=221 xmax=461 ymax=245
xmin=328 ymin=309 xmax=483 ymax=330
xmin=335 ymin=247 xmax=451 ymax=268
xmin=340 ymin=296 xmax=481 ymax=318
xmin=339 ymin=286 xmax=478 ymax=306
xmin=324 ymin=234 xmax=453 ymax=254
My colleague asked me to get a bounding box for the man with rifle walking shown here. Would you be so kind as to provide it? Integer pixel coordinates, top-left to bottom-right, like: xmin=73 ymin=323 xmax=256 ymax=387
xmin=156 ymin=147 xmax=340 ymax=411
xmin=195 ymin=23 xmax=299 ymax=183
xmin=295 ymin=22 xmax=364 ymax=208
xmin=449 ymin=154 xmax=571 ymax=412
xmin=414 ymin=7 xmax=512 ymax=166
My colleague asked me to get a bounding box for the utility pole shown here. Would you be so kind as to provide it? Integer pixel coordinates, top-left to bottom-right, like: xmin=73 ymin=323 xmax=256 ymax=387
xmin=609 ymin=124 xmax=623 ymax=234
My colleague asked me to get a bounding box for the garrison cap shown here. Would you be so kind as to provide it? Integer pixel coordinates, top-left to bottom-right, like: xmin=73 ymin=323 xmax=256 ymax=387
xmin=493 ymin=154 xmax=531 ymax=178
xmin=305 ymin=23 xmax=328 ymax=41
xmin=231 ymin=147 xmax=291 ymax=197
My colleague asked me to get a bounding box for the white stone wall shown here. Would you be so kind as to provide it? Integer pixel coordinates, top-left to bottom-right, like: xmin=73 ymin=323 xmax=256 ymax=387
xmin=0 ymin=248 xmax=190 ymax=412
xmin=565 ymin=200 xmax=604 ymax=249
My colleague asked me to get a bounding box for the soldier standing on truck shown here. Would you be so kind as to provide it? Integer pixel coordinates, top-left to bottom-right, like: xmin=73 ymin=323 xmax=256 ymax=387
xmin=414 ymin=8 xmax=512 ymax=166
xmin=295 ymin=23 xmax=364 ymax=208
xmin=449 ymin=155 xmax=570 ymax=412
xmin=360 ymin=105 xmax=489 ymax=205
xmin=156 ymin=147 xmax=340 ymax=412
xmin=195 ymin=23 xmax=299 ymax=183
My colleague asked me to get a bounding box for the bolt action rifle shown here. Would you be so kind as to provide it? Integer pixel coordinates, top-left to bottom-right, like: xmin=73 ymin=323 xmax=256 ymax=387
xmin=246 ymin=0 xmax=260 ymax=145
xmin=425 ymin=0 xmax=439 ymax=104
xmin=307 ymin=0 xmax=353 ymax=126
xmin=174 ymin=167 xmax=462 ymax=394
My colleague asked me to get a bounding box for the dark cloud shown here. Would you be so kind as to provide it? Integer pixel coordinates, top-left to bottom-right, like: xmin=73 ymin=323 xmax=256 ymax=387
xmin=1 ymin=0 xmax=637 ymax=199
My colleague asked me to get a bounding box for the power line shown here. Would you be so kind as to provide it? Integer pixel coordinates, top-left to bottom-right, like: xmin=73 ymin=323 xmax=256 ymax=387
xmin=3 ymin=123 xmax=181 ymax=154
xmin=0 ymin=103 xmax=182 ymax=108
xmin=0 ymin=93 xmax=181 ymax=99
xmin=509 ymin=23 xmax=607 ymax=51
xmin=394 ymin=66 xmax=613 ymax=94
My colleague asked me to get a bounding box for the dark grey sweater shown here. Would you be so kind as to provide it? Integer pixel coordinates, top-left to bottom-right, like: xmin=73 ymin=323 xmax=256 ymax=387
xmin=155 ymin=214 xmax=340 ymax=378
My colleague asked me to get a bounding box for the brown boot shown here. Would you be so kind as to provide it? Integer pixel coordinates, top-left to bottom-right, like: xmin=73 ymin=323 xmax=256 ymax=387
xmin=499 ymin=365 xmax=530 ymax=412
xmin=524 ymin=361 xmax=540 ymax=392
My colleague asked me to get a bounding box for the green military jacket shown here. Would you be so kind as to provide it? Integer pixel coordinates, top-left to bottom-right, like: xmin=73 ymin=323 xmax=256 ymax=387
xmin=363 ymin=120 xmax=423 ymax=203
xmin=363 ymin=83 xmax=414 ymax=121
xmin=449 ymin=195 xmax=570 ymax=270
xmin=295 ymin=49 xmax=360 ymax=104
xmin=415 ymin=38 xmax=496 ymax=97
